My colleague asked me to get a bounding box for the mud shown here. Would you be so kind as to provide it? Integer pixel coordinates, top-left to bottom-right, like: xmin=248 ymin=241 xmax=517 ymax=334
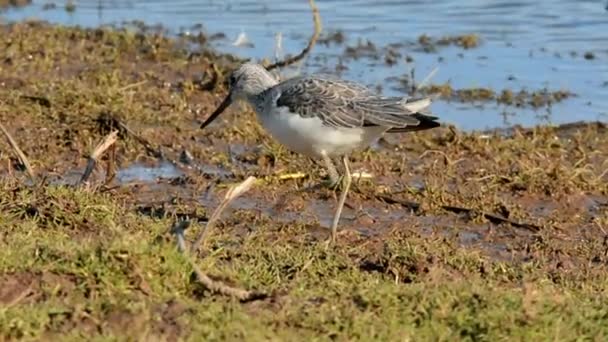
xmin=0 ymin=0 xmax=30 ymax=9
xmin=1 ymin=22 xmax=607 ymax=340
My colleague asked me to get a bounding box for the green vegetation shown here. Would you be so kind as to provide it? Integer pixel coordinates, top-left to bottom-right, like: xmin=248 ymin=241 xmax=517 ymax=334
xmin=0 ymin=22 xmax=607 ymax=341
xmin=418 ymin=33 xmax=481 ymax=50
xmin=419 ymin=83 xmax=573 ymax=107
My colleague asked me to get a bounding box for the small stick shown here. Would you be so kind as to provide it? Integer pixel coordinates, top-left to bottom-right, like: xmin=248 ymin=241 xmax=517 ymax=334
xmin=192 ymin=176 xmax=256 ymax=251
xmin=114 ymin=118 xmax=163 ymax=159
xmin=79 ymin=130 xmax=118 ymax=186
xmin=274 ymin=32 xmax=283 ymax=63
xmin=265 ymin=0 xmax=322 ymax=71
xmin=7 ymin=158 xmax=13 ymax=178
xmin=415 ymin=66 xmax=440 ymax=91
xmin=103 ymin=143 xmax=117 ymax=186
xmin=117 ymin=80 xmax=148 ymax=92
xmin=172 ymin=220 xmax=265 ymax=301
xmin=190 ymin=259 xmax=264 ymax=301
xmin=0 ymin=122 xmax=36 ymax=182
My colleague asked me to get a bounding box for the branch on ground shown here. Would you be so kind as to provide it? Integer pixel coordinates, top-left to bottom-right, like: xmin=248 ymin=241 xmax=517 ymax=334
xmin=106 ymin=115 xmax=163 ymax=159
xmin=0 ymin=122 xmax=36 ymax=183
xmin=192 ymin=176 xmax=257 ymax=251
xmin=171 ymin=207 xmax=266 ymax=302
xmin=265 ymin=0 xmax=322 ymax=71
xmin=78 ymin=130 xmax=118 ymax=186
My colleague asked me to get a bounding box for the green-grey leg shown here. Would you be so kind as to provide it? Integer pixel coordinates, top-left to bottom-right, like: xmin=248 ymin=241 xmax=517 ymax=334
xmin=321 ymin=151 xmax=340 ymax=186
xmin=329 ymin=155 xmax=352 ymax=244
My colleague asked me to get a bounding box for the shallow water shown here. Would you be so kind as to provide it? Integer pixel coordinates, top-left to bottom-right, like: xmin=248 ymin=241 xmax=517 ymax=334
xmin=2 ymin=0 xmax=607 ymax=130
xmin=116 ymin=161 xmax=183 ymax=183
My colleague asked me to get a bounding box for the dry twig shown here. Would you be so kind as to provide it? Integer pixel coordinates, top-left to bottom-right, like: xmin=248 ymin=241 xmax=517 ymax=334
xmin=190 ymin=261 xmax=266 ymax=301
xmin=118 ymin=80 xmax=148 ymax=92
xmin=415 ymin=66 xmax=440 ymax=92
xmin=0 ymin=122 xmax=36 ymax=182
xmin=78 ymin=130 xmax=118 ymax=186
xmin=114 ymin=118 xmax=163 ymax=159
xmin=265 ymin=0 xmax=322 ymax=71
xmin=104 ymin=143 xmax=117 ymax=185
xmin=173 ymin=222 xmax=266 ymax=301
xmin=192 ymin=176 xmax=257 ymax=251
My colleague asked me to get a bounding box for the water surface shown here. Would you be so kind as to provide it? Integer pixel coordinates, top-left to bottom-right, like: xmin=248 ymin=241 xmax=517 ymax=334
xmin=2 ymin=0 xmax=607 ymax=130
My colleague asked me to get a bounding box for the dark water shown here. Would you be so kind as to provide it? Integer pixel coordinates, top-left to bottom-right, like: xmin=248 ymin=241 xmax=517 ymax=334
xmin=2 ymin=0 xmax=608 ymax=130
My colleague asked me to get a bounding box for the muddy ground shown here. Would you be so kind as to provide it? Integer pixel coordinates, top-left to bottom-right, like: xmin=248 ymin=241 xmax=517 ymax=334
xmin=1 ymin=22 xmax=607 ymax=340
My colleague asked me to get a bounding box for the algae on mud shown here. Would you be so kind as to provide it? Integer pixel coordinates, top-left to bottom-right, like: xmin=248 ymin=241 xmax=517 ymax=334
xmin=418 ymin=33 xmax=481 ymax=51
xmin=1 ymin=22 xmax=608 ymax=340
xmin=0 ymin=0 xmax=30 ymax=10
xmin=415 ymin=83 xmax=573 ymax=108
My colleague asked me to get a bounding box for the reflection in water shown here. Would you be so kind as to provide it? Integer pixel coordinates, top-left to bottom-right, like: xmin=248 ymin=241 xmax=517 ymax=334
xmin=117 ymin=162 xmax=182 ymax=183
xmin=1 ymin=0 xmax=607 ymax=130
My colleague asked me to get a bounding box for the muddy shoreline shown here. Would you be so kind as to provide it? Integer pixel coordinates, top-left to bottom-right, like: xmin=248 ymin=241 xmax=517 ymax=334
xmin=1 ymin=22 xmax=607 ymax=340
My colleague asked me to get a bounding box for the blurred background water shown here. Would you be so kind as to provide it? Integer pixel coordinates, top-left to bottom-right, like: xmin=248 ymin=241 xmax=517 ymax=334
xmin=1 ymin=0 xmax=607 ymax=131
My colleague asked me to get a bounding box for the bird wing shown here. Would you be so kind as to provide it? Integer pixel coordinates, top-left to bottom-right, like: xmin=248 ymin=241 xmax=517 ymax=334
xmin=269 ymin=75 xmax=434 ymax=130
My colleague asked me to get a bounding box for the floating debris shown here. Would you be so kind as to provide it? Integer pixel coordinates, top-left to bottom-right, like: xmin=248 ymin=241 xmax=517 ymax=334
xmin=65 ymin=0 xmax=75 ymax=12
xmin=232 ymin=30 xmax=254 ymax=48
xmin=0 ymin=0 xmax=31 ymax=8
xmin=418 ymin=33 xmax=480 ymax=52
xmin=344 ymin=39 xmax=378 ymax=60
xmin=417 ymin=83 xmax=574 ymax=107
xmin=318 ymin=30 xmax=346 ymax=46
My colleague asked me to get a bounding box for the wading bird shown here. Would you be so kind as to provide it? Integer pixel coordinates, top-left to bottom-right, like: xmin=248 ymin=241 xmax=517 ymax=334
xmin=200 ymin=63 xmax=440 ymax=243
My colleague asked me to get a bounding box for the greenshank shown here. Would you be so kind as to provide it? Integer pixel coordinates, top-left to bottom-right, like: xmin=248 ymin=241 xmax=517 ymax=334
xmin=200 ymin=63 xmax=440 ymax=243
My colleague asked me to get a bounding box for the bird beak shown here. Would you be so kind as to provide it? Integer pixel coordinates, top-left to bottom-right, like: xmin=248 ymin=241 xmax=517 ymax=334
xmin=200 ymin=93 xmax=232 ymax=129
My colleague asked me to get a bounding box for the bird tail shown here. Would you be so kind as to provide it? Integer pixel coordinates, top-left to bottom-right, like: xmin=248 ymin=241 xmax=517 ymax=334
xmin=399 ymin=96 xmax=432 ymax=113
xmin=388 ymin=96 xmax=440 ymax=132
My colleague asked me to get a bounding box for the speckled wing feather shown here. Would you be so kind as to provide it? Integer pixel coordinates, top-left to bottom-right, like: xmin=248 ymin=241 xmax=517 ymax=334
xmin=269 ymin=75 xmax=436 ymax=130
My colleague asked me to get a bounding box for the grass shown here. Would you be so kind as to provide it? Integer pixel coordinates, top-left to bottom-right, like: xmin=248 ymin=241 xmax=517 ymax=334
xmin=417 ymin=83 xmax=573 ymax=107
xmin=0 ymin=21 xmax=607 ymax=341
xmin=1 ymin=181 xmax=607 ymax=340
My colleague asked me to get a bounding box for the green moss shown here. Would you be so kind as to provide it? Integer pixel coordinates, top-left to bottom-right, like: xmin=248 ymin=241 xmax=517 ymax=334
xmin=1 ymin=184 xmax=607 ymax=340
xmin=419 ymin=83 xmax=573 ymax=107
xmin=418 ymin=33 xmax=481 ymax=52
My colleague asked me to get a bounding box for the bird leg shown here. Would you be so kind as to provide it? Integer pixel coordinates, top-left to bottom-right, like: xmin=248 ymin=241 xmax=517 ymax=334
xmin=329 ymin=155 xmax=352 ymax=245
xmin=321 ymin=151 xmax=341 ymax=188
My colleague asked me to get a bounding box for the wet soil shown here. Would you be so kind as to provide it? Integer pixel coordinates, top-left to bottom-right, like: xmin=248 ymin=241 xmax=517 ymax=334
xmin=0 ymin=0 xmax=30 ymax=10
xmin=1 ymin=22 xmax=608 ymax=340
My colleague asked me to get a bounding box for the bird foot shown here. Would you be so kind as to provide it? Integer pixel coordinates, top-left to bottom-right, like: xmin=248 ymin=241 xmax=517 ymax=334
xmin=323 ymin=229 xmax=352 ymax=250
xmin=320 ymin=175 xmax=344 ymax=191
xmin=322 ymin=236 xmax=334 ymax=250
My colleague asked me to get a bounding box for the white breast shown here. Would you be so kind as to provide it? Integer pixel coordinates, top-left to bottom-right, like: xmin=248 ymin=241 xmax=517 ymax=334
xmin=257 ymin=106 xmax=386 ymax=158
